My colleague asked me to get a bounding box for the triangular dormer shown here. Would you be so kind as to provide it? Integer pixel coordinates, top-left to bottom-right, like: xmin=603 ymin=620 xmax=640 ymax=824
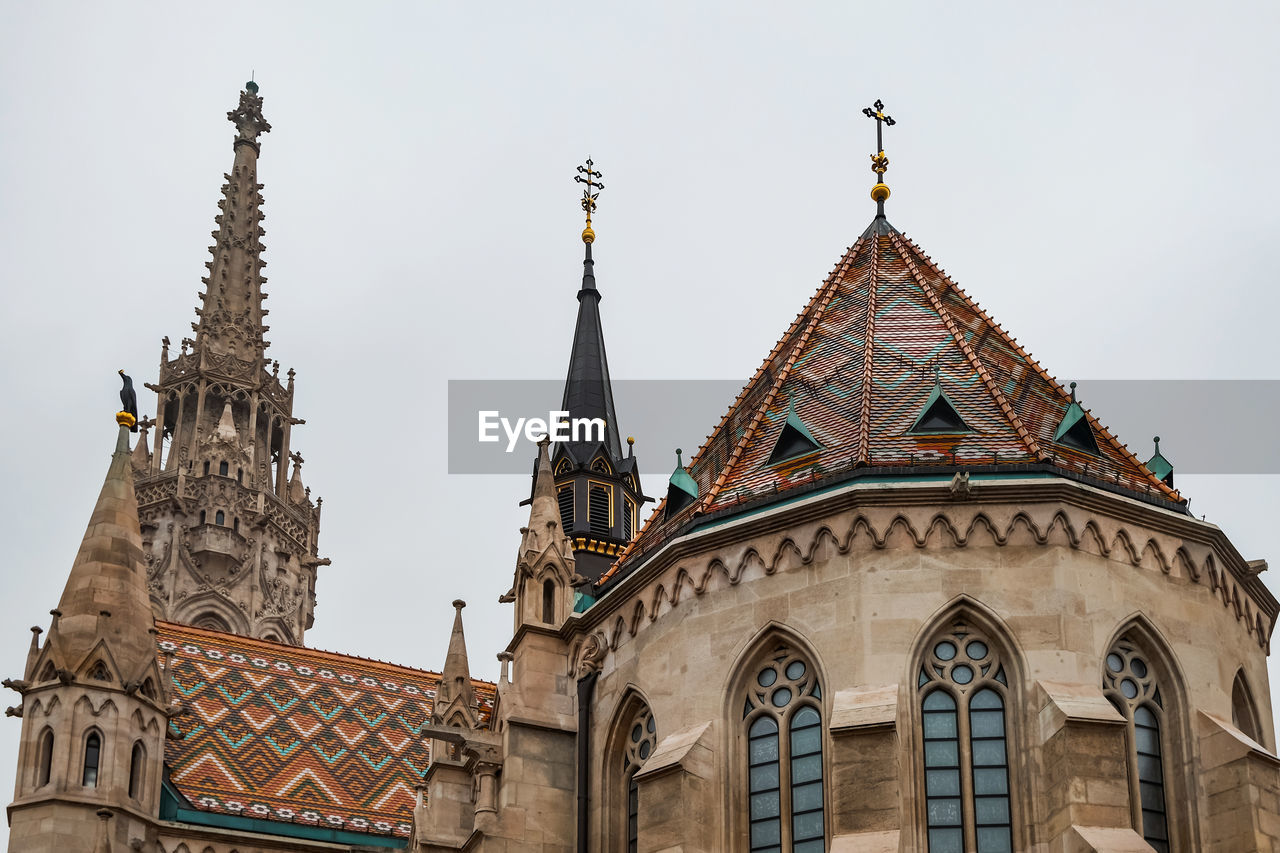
xmin=767 ymin=402 xmax=824 ymax=465
xmin=1146 ymin=436 xmax=1174 ymax=488
xmin=665 ymin=449 xmax=699 ymax=519
xmin=908 ymin=381 xmax=969 ymax=434
xmin=1054 ymin=384 xmax=1101 ymax=456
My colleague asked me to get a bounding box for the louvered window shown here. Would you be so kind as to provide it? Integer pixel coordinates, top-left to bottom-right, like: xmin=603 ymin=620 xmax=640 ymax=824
xmin=557 ymin=485 xmax=575 ymax=530
xmin=589 ymin=484 xmax=611 ymax=536
xmin=623 ymin=497 xmax=636 ymax=541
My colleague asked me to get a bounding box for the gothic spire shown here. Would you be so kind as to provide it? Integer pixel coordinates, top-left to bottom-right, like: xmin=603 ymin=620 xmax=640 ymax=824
xmin=53 ymin=414 xmax=155 ymax=673
xmin=431 ymin=600 xmax=478 ymax=729
xmin=194 ymin=81 xmax=272 ymax=362
xmin=561 ymin=158 xmax=622 ymax=463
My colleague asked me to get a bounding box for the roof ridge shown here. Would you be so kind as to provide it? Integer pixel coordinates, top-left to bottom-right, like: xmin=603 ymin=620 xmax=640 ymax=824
xmin=854 ymin=236 xmax=879 ymax=463
xmin=896 ymin=234 xmax=1180 ymax=502
xmin=888 ymin=231 xmax=1042 ymax=459
xmin=607 ymin=237 xmax=868 ymax=575
xmin=698 ymin=241 xmax=858 ymax=510
xmin=156 ymin=621 xmax=498 ymax=688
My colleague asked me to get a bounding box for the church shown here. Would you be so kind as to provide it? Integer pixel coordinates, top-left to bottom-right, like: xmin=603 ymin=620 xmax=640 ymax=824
xmin=6 ymin=83 xmax=1280 ymax=853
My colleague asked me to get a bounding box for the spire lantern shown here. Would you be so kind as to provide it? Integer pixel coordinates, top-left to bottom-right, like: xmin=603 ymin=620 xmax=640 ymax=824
xmin=861 ymin=99 xmax=896 ymax=218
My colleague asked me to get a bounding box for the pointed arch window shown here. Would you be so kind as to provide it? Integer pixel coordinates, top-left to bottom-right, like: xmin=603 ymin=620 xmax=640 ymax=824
xmin=742 ymin=644 xmax=825 ymax=852
xmin=36 ymin=728 xmax=53 ymax=788
xmin=1103 ymin=638 xmax=1170 ymax=852
xmin=558 ymin=483 xmax=575 ymax=530
xmin=82 ymin=731 xmax=101 ymax=787
xmin=619 ymin=705 xmax=657 ymax=853
xmin=917 ymin=623 xmax=1013 ymax=853
xmin=1232 ymin=671 xmax=1262 ymax=744
xmin=215 ymin=510 xmax=225 ymax=526
xmin=218 ymin=460 xmax=229 ymax=476
xmin=128 ymin=741 xmax=145 ymax=799
xmin=542 ymin=579 xmax=557 ymax=625
xmin=589 ymin=482 xmax=612 ymax=536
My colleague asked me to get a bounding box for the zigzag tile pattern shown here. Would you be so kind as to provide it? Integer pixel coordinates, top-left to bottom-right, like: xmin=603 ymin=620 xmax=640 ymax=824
xmin=609 ymin=223 xmax=1180 ymax=578
xmin=157 ymin=622 xmax=495 ymax=839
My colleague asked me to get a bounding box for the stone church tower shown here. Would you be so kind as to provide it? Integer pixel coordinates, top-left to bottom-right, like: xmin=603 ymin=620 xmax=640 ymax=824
xmin=130 ymin=82 xmax=326 ymax=644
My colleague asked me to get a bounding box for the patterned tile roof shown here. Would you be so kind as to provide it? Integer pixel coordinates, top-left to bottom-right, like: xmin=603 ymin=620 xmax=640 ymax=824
xmin=606 ymin=221 xmax=1182 ymax=580
xmin=157 ymin=621 xmax=495 ymax=840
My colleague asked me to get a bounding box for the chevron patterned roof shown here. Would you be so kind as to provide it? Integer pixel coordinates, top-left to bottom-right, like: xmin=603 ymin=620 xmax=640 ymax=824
xmin=607 ymin=220 xmax=1183 ymax=580
xmin=157 ymin=621 xmax=495 ymax=841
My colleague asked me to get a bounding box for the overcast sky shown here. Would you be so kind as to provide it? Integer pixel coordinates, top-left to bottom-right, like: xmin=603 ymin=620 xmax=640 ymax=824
xmin=3 ymin=3 xmax=1279 ymax=846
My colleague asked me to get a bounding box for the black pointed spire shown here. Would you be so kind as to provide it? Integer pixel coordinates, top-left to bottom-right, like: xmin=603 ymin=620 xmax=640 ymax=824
xmin=542 ymin=159 xmax=649 ymax=584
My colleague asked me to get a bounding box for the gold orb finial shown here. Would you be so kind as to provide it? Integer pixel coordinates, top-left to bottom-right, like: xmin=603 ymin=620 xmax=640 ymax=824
xmin=582 ymin=224 xmax=595 ymax=244
xmin=116 ymin=411 xmax=137 ymax=428
xmin=871 ymin=182 xmax=891 ymax=202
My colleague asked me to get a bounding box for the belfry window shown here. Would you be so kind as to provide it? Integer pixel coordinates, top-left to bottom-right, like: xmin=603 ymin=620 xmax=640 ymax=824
xmin=82 ymin=732 xmax=101 ymax=787
xmin=623 ymin=496 xmax=637 ymax=541
xmin=742 ymin=644 xmax=825 ymax=852
xmin=589 ymin=483 xmax=612 ymax=536
xmin=621 ymin=706 xmax=658 ymax=853
xmin=215 ymin=510 xmax=225 ymax=526
xmin=218 ymin=460 xmax=229 ymax=476
xmin=202 ymin=460 xmax=210 ymax=476
xmin=917 ymin=623 xmax=1012 ymax=853
xmin=1103 ymin=638 xmax=1170 ymax=852
xmin=558 ymin=484 xmax=575 ymax=530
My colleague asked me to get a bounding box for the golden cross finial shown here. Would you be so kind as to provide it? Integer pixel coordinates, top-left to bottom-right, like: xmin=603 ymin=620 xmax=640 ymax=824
xmin=861 ymin=99 xmax=896 ymax=212
xmin=574 ymin=158 xmax=604 ymax=244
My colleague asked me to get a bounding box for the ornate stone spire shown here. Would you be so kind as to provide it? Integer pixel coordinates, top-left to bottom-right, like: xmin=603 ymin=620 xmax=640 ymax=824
xmin=194 ymin=81 xmax=272 ymax=362
xmin=521 ymin=437 xmax=563 ymax=556
xmin=432 ymin=600 xmax=478 ymax=729
xmin=53 ymin=416 xmax=155 ymax=674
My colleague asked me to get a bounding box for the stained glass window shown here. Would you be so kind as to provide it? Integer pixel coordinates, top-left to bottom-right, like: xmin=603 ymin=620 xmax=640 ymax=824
xmin=1103 ymin=638 xmax=1171 ymax=853
xmin=743 ymin=645 xmax=824 ymax=852
xmin=918 ymin=624 xmax=1012 ymax=852
xmin=621 ymin=706 xmax=657 ymax=853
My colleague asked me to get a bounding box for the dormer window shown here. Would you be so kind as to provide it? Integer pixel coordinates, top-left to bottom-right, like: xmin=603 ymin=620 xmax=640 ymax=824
xmin=767 ymin=403 xmax=822 ymax=466
xmin=908 ymin=381 xmax=969 ymax=434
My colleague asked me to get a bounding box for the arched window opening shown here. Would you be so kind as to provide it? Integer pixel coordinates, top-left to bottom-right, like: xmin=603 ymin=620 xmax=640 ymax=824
xmin=917 ymin=623 xmax=1012 ymax=853
xmin=742 ymin=644 xmax=825 ymax=852
xmin=621 ymin=706 xmax=657 ymax=852
xmin=199 ymin=510 xmax=207 ymax=526
xmin=202 ymin=460 xmax=210 ymax=476
xmin=1232 ymin=671 xmax=1262 ymax=743
xmin=236 ymin=467 xmax=243 ymax=484
xmin=218 ymin=460 xmax=229 ymax=476
xmin=128 ymin=741 xmax=145 ymax=799
xmin=592 ymin=457 xmax=612 ymax=474
xmin=194 ymin=612 xmax=230 ymax=633
xmin=140 ymin=678 xmax=157 ymax=700
xmin=589 ymin=483 xmax=612 ymax=536
xmin=36 ymin=729 xmax=53 ymax=787
xmin=233 ymin=517 xmax=240 ymax=534
xmin=82 ymin=732 xmax=101 ymax=787
xmin=542 ymin=579 xmax=556 ymax=625
xmin=89 ymin=661 xmax=110 ymax=681
xmin=1104 ymin=638 xmax=1170 ymax=853
xmin=215 ymin=510 xmax=225 ymax=526
xmin=557 ymin=484 xmax=575 ymax=530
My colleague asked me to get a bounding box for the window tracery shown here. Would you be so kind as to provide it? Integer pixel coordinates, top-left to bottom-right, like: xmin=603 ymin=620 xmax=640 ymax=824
xmin=917 ymin=623 xmax=1012 ymax=853
xmin=742 ymin=644 xmax=825 ymax=853
xmin=620 ymin=706 xmax=657 ymax=853
xmin=1103 ymin=638 xmax=1170 ymax=853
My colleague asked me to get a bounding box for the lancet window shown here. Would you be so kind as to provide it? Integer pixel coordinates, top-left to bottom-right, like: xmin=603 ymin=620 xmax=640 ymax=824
xmin=917 ymin=623 xmax=1012 ymax=853
xmin=742 ymin=644 xmax=825 ymax=852
xmin=620 ymin=705 xmax=657 ymax=853
xmin=1103 ymin=638 xmax=1170 ymax=853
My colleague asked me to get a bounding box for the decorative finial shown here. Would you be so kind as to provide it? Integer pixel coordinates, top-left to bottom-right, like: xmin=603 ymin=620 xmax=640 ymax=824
xmin=1153 ymin=436 xmax=1161 ymax=451
xmin=453 ymin=599 xmax=466 ymax=610
xmin=228 ymin=81 xmax=271 ymax=147
xmin=676 ymin=448 xmax=684 ymax=467
xmin=861 ymin=99 xmax=896 ymax=217
xmin=1069 ymin=381 xmax=1077 ymax=402
xmin=117 ymin=370 xmax=139 ymax=432
xmin=575 ymin=157 xmax=604 ymax=244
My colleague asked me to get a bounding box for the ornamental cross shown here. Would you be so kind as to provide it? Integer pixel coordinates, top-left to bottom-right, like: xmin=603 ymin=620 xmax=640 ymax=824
xmin=861 ymin=99 xmax=896 ymax=175
xmin=574 ymin=158 xmax=604 ymax=224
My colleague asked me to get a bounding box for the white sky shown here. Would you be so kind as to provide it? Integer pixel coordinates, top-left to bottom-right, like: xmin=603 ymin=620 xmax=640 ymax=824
xmin=2 ymin=3 xmax=1279 ymax=846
